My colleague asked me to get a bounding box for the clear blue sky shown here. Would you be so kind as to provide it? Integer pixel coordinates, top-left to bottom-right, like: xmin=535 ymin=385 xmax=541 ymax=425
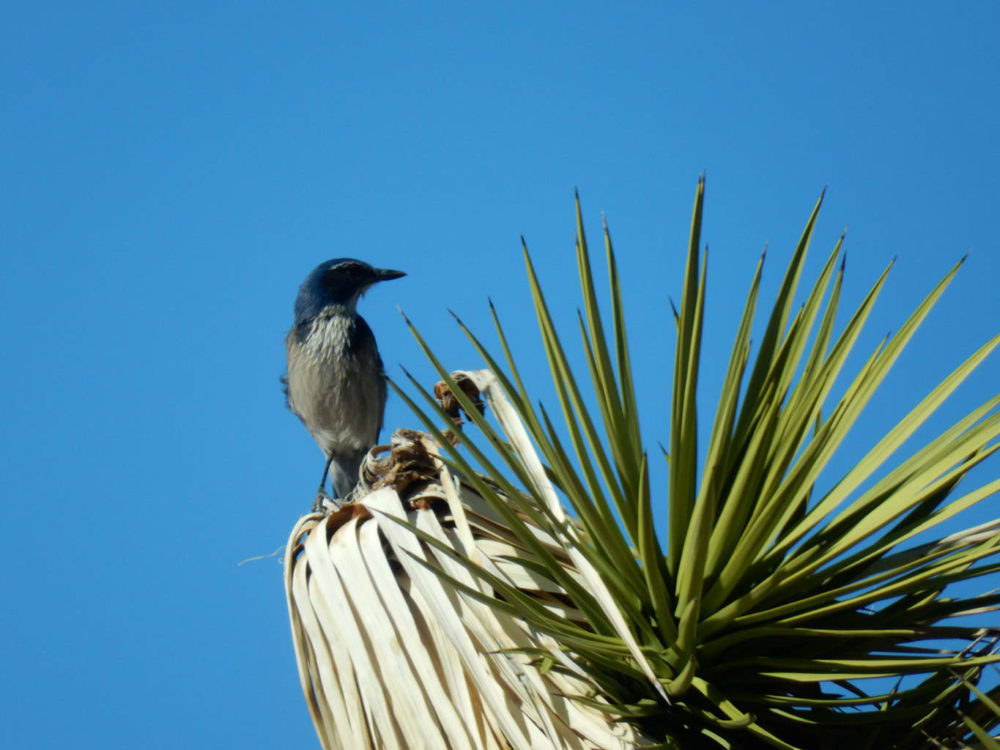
xmin=3 ymin=3 xmax=999 ymax=748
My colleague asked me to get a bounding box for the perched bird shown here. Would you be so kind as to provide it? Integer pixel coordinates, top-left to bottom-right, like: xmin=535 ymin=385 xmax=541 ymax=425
xmin=283 ymin=258 xmax=405 ymax=508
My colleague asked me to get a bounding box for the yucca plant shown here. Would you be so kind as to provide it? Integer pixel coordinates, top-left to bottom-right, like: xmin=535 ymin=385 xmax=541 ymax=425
xmin=285 ymin=178 xmax=1000 ymax=748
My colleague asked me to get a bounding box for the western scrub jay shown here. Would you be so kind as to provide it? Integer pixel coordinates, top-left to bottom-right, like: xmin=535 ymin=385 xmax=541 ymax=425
xmin=283 ymin=258 xmax=405 ymax=508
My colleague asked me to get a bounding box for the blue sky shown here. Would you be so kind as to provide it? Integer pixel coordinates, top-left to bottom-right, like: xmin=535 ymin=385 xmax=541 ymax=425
xmin=3 ymin=3 xmax=999 ymax=747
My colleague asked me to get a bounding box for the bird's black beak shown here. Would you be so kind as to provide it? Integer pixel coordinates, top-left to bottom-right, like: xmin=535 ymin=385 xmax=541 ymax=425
xmin=375 ymin=268 xmax=406 ymax=282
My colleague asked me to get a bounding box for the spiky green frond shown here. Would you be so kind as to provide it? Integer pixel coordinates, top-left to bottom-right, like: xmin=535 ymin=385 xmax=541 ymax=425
xmin=395 ymin=180 xmax=1000 ymax=747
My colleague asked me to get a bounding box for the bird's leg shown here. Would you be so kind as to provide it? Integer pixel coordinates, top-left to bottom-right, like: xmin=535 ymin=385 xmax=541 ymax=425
xmin=318 ymin=453 xmax=334 ymax=493
xmin=312 ymin=454 xmax=337 ymax=513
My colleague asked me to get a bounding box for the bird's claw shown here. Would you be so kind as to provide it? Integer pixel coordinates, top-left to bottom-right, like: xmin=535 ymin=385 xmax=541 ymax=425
xmin=312 ymin=490 xmax=341 ymax=514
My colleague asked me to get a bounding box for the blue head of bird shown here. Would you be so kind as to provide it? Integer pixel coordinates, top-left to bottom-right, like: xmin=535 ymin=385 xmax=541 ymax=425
xmin=293 ymin=258 xmax=406 ymax=324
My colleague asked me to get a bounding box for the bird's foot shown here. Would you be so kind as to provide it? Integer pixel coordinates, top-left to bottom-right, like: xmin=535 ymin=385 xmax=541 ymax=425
xmin=311 ymin=490 xmax=341 ymax=514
